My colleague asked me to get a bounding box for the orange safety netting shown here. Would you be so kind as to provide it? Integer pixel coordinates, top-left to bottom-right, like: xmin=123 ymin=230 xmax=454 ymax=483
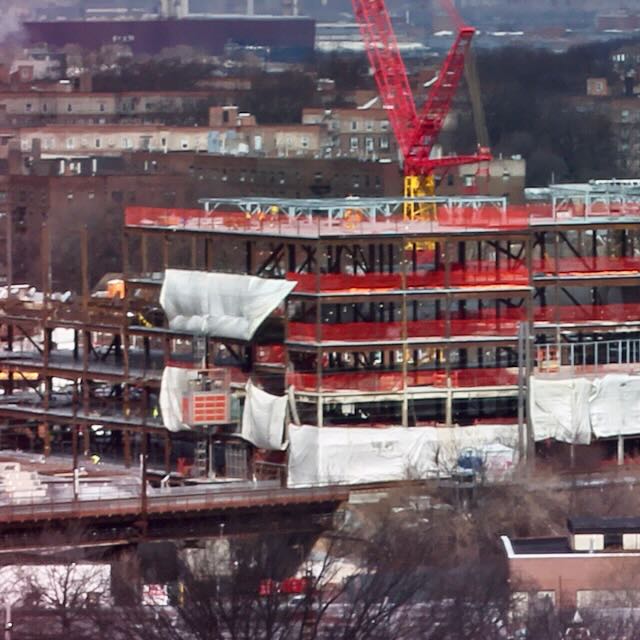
xmin=287 ymin=367 xmax=519 ymax=393
xmin=533 ymin=256 xmax=640 ymax=275
xmin=125 ymin=203 xmax=640 ymax=234
xmin=287 ymin=262 xmax=529 ymax=293
xmin=534 ymin=304 xmax=640 ymax=324
xmin=288 ymin=310 xmax=526 ymax=343
xmin=255 ymin=345 xmax=285 ymax=364
xmin=437 ymin=205 xmax=529 ymax=229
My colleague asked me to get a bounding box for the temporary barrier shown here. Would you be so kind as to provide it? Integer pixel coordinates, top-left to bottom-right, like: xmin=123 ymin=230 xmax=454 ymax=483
xmin=287 ymin=423 xmax=519 ymax=486
xmin=533 ymin=256 xmax=640 ymax=275
xmin=437 ymin=205 xmax=529 ymax=230
xmin=530 ymin=374 xmax=640 ymax=443
xmin=534 ymin=303 xmax=640 ymax=324
xmin=287 ymin=367 xmax=518 ymax=393
xmin=241 ymin=381 xmax=287 ymax=451
xmin=255 ymin=345 xmax=285 ymax=365
xmin=286 ymin=262 xmax=528 ymax=294
xmin=288 ymin=307 xmax=527 ymax=344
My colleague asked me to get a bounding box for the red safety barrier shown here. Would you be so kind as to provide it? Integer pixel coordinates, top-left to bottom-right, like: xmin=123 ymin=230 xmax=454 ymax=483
xmin=287 ymin=367 xmax=518 ymax=393
xmin=288 ymin=308 xmax=527 ymax=344
xmin=534 ymin=304 xmax=640 ymax=324
xmin=255 ymin=345 xmax=285 ymax=365
xmin=436 ymin=205 xmax=529 ymax=230
xmin=533 ymin=256 xmax=640 ymax=275
xmin=287 ymin=262 xmax=528 ymax=294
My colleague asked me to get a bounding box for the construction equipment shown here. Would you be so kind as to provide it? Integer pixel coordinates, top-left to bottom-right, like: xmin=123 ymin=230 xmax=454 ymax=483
xmin=181 ymin=369 xmax=231 ymax=427
xmin=352 ymin=0 xmax=491 ymax=218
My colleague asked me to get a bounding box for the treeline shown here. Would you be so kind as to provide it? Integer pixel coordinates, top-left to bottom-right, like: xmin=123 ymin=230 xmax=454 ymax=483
xmin=475 ymin=41 xmax=636 ymax=185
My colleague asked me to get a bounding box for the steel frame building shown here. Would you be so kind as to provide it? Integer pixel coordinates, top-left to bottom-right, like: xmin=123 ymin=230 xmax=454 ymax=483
xmin=2 ymin=182 xmax=640 ymax=477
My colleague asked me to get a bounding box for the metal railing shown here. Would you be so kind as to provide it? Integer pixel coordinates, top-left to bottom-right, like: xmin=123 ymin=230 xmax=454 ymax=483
xmin=536 ymin=337 xmax=640 ymax=374
xmin=0 ymin=482 xmax=347 ymax=523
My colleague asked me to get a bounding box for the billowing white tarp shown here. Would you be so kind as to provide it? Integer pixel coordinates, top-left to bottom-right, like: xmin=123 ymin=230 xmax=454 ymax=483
xmin=590 ymin=374 xmax=640 ymax=438
xmin=159 ymin=366 xmax=200 ymax=432
xmin=241 ymin=381 xmax=288 ymax=451
xmin=287 ymin=424 xmax=518 ymax=487
xmin=160 ymin=270 xmax=296 ymax=341
xmin=529 ymin=377 xmax=592 ymax=445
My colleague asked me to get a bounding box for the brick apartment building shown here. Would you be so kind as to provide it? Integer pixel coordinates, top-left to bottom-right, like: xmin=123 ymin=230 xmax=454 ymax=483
xmin=2 ymin=143 xmax=525 ymax=289
xmin=503 ymin=517 xmax=640 ymax=611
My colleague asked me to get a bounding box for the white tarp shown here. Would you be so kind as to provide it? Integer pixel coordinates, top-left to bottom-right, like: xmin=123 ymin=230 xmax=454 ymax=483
xmin=287 ymin=424 xmax=518 ymax=487
xmin=159 ymin=366 xmax=200 ymax=432
xmin=160 ymin=270 xmax=296 ymax=341
xmin=530 ymin=377 xmax=592 ymax=445
xmin=241 ymin=381 xmax=287 ymax=451
xmin=590 ymin=374 xmax=640 ymax=438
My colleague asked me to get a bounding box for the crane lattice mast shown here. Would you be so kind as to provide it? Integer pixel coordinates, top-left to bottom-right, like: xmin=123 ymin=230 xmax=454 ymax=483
xmin=352 ymin=0 xmax=491 ymax=217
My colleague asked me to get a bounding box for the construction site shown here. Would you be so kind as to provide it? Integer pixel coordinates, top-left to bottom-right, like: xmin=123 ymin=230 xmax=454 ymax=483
xmin=0 ymin=0 xmax=638 ymax=515
xmin=0 ymin=184 xmax=640 ymax=490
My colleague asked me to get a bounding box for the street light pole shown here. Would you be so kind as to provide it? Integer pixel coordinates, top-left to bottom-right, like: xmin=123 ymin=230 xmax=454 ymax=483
xmin=4 ymin=601 xmax=12 ymax=640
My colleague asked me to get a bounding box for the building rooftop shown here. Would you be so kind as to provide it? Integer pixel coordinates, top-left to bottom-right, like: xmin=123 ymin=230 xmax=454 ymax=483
xmin=568 ymin=516 xmax=640 ymax=534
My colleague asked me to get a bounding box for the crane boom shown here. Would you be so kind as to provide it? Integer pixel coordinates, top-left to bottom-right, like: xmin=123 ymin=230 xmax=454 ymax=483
xmin=408 ymin=27 xmax=475 ymax=172
xmin=352 ymin=0 xmax=491 ymax=215
xmin=352 ymin=0 xmax=418 ymax=158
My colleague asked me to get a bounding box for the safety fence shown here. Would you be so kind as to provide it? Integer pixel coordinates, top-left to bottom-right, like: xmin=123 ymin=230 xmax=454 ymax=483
xmin=533 ymin=256 xmax=640 ymax=276
xmin=287 ymin=367 xmax=519 ymax=393
xmin=288 ymin=313 xmax=526 ymax=344
xmin=255 ymin=345 xmax=285 ymax=365
xmin=287 ymin=263 xmax=529 ymax=293
xmin=125 ymin=204 xmax=640 ymax=235
xmin=534 ymin=303 xmax=640 ymax=325
xmin=124 ymin=205 xmax=529 ymax=235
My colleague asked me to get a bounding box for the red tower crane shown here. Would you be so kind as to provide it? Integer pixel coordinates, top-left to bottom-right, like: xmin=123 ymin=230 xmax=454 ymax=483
xmin=352 ymin=0 xmax=491 ymax=217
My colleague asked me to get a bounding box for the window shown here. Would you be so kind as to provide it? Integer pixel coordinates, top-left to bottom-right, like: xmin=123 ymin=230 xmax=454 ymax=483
xmin=380 ymin=121 xmax=389 ymax=131
xmin=365 ymin=137 xmax=374 ymax=152
xmin=379 ymin=137 xmax=390 ymax=150
xmin=161 ymin=137 xmax=167 ymax=148
xmin=350 ymin=136 xmax=359 ymax=151
xmin=366 ymin=120 xmax=374 ymax=132
xmin=122 ymin=137 xmax=132 ymax=149
xmin=351 ymin=121 xmax=358 ymax=131
xmin=99 ymin=103 xmax=105 ymax=112
xmin=42 ymin=103 xmax=48 ymax=113
xmin=301 ymin=135 xmax=309 ymax=149
xmin=181 ymin=138 xmax=189 ymax=150
xmin=448 ymin=174 xmax=455 ymax=186
xmin=67 ymin=104 xmax=73 ymax=112
xmin=25 ymin=103 xmax=32 ymax=113
xmin=66 ymin=138 xmax=75 ymax=150
xmin=95 ymin=138 xmax=101 ymax=149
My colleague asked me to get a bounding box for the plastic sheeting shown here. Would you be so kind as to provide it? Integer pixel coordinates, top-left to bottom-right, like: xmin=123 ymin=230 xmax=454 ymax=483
xmin=241 ymin=381 xmax=287 ymax=451
xmin=590 ymin=374 xmax=640 ymax=438
xmin=160 ymin=270 xmax=296 ymax=341
xmin=287 ymin=424 xmax=518 ymax=487
xmin=529 ymin=377 xmax=592 ymax=445
xmin=159 ymin=366 xmax=201 ymax=432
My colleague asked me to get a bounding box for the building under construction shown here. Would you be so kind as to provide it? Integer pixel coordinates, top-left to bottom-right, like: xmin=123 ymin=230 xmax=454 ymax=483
xmin=1 ymin=181 xmax=640 ymax=486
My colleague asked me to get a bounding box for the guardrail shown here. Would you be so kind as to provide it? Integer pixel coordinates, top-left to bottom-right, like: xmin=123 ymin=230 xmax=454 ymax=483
xmin=0 ymin=483 xmax=348 ymax=524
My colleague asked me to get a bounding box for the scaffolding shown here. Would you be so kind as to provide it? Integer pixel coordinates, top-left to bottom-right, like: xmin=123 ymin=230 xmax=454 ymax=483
xmin=3 ymin=188 xmax=640 ymax=476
